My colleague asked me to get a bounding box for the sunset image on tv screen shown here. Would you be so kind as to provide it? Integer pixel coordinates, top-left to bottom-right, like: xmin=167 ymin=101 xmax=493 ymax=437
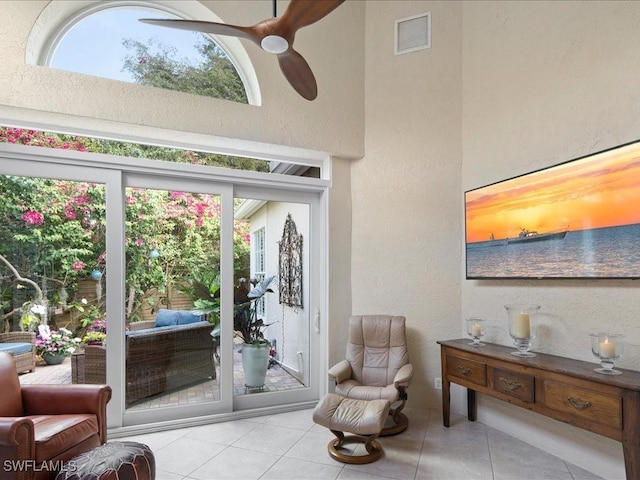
xmin=465 ymin=141 xmax=640 ymax=279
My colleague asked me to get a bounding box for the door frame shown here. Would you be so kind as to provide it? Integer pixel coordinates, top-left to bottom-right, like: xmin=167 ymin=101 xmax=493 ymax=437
xmin=0 ymin=142 xmax=329 ymax=432
xmin=232 ymin=185 xmax=326 ymax=412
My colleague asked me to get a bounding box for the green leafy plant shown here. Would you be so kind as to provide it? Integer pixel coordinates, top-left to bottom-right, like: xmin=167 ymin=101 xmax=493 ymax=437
xmin=178 ymin=270 xmax=221 ymax=323
xmin=0 ymin=127 xmax=257 ymax=328
xmin=234 ymin=276 xmax=277 ymax=346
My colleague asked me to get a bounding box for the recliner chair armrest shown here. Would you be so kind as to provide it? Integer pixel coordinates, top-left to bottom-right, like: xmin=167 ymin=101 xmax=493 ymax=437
xmin=22 ymin=384 xmax=112 ymax=442
xmin=0 ymin=417 xmax=34 ymax=448
xmin=393 ymin=363 xmax=413 ymax=388
xmin=328 ymin=360 xmax=352 ymax=384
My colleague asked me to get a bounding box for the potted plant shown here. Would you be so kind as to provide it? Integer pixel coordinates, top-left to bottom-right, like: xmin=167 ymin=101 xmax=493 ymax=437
xmin=234 ymin=275 xmax=276 ymax=389
xmin=35 ymin=324 xmax=81 ymax=365
xmin=82 ymin=330 xmax=106 ymax=346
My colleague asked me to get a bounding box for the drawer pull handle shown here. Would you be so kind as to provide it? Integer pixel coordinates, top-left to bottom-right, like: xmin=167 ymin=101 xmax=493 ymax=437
xmin=499 ymin=377 xmax=522 ymax=391
xmin=457 ymin=366 xmax=471 ymax=375
xmin=568 ymin=397 xmax=591 ymax=410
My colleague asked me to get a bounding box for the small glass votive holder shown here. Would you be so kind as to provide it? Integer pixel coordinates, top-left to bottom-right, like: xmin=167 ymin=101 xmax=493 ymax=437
xmin=590 ymin=333 xmax=625 ymax=375
xmin=466 ymin=318 xmax=485 ymax=346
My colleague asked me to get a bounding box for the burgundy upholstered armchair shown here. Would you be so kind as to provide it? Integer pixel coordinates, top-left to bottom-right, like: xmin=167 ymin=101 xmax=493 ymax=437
xmin=328 ymin=315 xmax=414 ymax=436
xmin=0 ymin=352 xmax=112 ymax=480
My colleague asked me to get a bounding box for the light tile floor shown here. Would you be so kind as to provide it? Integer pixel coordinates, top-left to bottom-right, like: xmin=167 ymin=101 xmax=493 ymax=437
xmin=114 ymin=408 xmax=606 ymax=480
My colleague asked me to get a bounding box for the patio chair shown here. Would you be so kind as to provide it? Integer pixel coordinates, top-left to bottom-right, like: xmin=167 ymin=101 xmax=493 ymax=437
xmin=0 ymin=351 xmax=111 ymax=480
xmin=0 ymin=330 xmax=36 ymax=374
xmin=328 ymin=315 xmax=414 ymax=436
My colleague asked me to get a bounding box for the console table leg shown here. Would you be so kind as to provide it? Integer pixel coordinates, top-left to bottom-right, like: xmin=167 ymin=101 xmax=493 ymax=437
xmin=622 ymin=440 xmax=639 ymax=480
xmin=622 ymin=390 xmax=640 ymax=480
xmin=443 ymin=379 xmax=451 ymax=427
xmin=467 ymin=389 xmax=477 ymax=421
xmin=441 ymin=346 xmax=450 ymax=427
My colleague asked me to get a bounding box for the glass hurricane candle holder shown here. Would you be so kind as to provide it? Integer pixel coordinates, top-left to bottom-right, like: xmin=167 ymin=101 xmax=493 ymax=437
xmin=466 ymin=318 xmax=485 ymax=346
xmin=590 ymin=333 xmax=625 ymax=375
xmin=505 ymin=304 xmax=540 ymax=357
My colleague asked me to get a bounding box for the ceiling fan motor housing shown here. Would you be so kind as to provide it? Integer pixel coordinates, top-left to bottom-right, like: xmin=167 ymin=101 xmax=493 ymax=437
xmin=261 ymin=35 xmax=289 ymax=54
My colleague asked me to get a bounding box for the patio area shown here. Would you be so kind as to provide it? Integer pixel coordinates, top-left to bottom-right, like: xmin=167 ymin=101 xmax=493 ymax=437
xmin=18 ymin=347 xmax=305 ymax=410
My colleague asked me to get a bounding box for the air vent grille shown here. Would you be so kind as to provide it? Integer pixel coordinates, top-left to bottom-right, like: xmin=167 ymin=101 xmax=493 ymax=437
xmin=395 ymin=12 xmax=431 ymax=55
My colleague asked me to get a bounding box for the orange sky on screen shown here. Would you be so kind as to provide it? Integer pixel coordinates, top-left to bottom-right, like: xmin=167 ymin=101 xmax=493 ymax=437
xmin=465 ymin=143 xmax=640 ymax=243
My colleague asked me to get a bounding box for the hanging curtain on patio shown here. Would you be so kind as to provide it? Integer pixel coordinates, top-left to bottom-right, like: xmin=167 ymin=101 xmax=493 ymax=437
xmin=278 ymin=213 xmax=303 ymax=308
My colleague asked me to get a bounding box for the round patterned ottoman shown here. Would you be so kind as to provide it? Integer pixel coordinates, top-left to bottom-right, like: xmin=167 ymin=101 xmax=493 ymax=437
xmin=55 ymin=441 xmax=155 ymax=480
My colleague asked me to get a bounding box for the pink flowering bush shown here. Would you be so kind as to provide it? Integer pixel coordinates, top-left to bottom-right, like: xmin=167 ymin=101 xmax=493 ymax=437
xmin=21 ymin=210 xmax=44 ymax=226
xmin=35 ymin=325 xmax=81 ymax=357
xmin=0 ymin=127 xmax=253 ymax=324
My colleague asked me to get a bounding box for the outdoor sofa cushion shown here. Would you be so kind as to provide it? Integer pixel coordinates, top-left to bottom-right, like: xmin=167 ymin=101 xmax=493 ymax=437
xmin=154 ymin=308 xmax=203 ymax=327
xmin=126 ymin=320 xmax=210 ymax=338
xmin=177 ymin=310 xmax=204 ymax=325
xmin=0 ymin=342 xmax=32 ymax=355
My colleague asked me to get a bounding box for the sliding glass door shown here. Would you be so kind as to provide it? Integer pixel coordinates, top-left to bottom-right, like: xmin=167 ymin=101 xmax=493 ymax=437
xmin=233 ymin=192 xmax=321 ymax=411
xmin=122 ymin=174 xmax=234 ymax=425
xmin=0 ymin=144 xmax=325 ymax=428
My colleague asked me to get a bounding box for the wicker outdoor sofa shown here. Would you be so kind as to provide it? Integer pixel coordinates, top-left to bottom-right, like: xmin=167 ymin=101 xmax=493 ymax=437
xmin=72 ymin=311 xmax=216 ymax=405
xmin=0 ymin=331 xmax=36 ymax=374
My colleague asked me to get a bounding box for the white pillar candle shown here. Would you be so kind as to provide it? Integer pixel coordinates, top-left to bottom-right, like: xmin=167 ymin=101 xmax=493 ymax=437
xmin=472 ymin=323 xmax=482 ymax=337
xmin=513 ymin=312 xmax=530 ymax=338
xmin=599 ymin=338 xmax=616 ymax=358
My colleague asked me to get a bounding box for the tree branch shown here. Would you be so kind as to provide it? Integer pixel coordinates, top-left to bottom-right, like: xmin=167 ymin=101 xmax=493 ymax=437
xmin=0 ymin=253 xmax=43 ymax=300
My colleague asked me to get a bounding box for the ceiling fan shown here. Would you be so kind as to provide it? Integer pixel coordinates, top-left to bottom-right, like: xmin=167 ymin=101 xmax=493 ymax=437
xmin=140 ymin=0 xmax=345 ymax=101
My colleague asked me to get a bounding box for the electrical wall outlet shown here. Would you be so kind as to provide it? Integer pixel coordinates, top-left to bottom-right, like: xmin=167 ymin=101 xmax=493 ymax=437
xmin=434 ymin=377 xmax=442 ymax=390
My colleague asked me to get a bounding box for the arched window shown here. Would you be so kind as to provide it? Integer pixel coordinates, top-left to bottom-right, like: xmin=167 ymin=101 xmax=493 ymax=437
xmin=26 ymin=1 xmax=261 ymax=105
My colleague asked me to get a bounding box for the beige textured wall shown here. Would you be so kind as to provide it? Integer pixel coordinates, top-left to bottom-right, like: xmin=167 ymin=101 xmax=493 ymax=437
xmin=0 ymin=0 xmax=364 ymax=158
xmin=3 ymin=0 xmax=639 ymax=477
xmin=327 ymin=157 xmax=353 ymax=369
xmin=461 ymin=2 xmax=640 ymax=478
xmin=351 ymin=0 xmax=463 ymax=409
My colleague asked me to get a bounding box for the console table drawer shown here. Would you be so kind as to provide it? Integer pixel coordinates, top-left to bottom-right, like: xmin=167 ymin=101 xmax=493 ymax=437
xmin=493 ymin=368 xmax=535 ymax=403
xmin=446 ymin=355 xmax=486 ymax=386
xmin=542 ymin=380 xmax=621 ymax=430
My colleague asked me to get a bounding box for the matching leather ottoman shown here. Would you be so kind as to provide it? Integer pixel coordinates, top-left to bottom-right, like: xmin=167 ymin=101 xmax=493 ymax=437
xmin=312 ymin=393 xmax=390 ymax=464
xmin=55 ymin=441 xmax=155 ymax=480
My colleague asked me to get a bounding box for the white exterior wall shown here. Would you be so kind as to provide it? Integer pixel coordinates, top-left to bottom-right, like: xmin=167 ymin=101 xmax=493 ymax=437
xmin=248 ymin=202 xmax=310 ymax=384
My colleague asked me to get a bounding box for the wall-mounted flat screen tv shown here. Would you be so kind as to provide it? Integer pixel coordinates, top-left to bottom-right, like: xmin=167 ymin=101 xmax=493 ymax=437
xmin=465 ymin=140 xmax=640 ymax=279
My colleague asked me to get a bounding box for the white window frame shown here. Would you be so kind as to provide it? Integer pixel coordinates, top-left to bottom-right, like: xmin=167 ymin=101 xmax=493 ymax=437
xmin=0 ymin=138 xmax=328 ymax=431
xmin=25 ymin=0 xmax=262 ymax=106
xmin=252 ymin=227 xmax=267 ymax=317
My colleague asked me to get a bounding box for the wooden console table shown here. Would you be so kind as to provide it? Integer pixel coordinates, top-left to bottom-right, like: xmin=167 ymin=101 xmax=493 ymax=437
xmin=438 ymin=339 xmax=640 ymax=480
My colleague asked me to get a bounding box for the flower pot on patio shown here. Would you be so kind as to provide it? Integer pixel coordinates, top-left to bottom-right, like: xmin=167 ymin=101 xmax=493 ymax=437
xmin=241 ymin=343 xmax=270 ymax=389
xmin=42 ymin=353 xmax=66 ymax=365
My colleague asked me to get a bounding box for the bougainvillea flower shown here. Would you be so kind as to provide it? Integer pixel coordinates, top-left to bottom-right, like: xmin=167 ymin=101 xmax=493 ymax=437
xmin=22 ymin=210 xmax=44 ymax=226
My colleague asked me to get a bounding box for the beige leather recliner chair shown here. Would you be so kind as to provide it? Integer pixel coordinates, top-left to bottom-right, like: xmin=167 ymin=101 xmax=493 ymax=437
xmin=328 ymin=315 xmax=413 ymax=435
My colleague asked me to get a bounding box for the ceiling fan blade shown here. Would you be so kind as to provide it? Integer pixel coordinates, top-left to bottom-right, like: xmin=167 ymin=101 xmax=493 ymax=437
xmin=277 ymin=49 xmax=318 ymax=101
xmin=281 ymin=0 xmax=346 ymax=31
xmin=139 ymin=19 xmax=260 ymax=44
